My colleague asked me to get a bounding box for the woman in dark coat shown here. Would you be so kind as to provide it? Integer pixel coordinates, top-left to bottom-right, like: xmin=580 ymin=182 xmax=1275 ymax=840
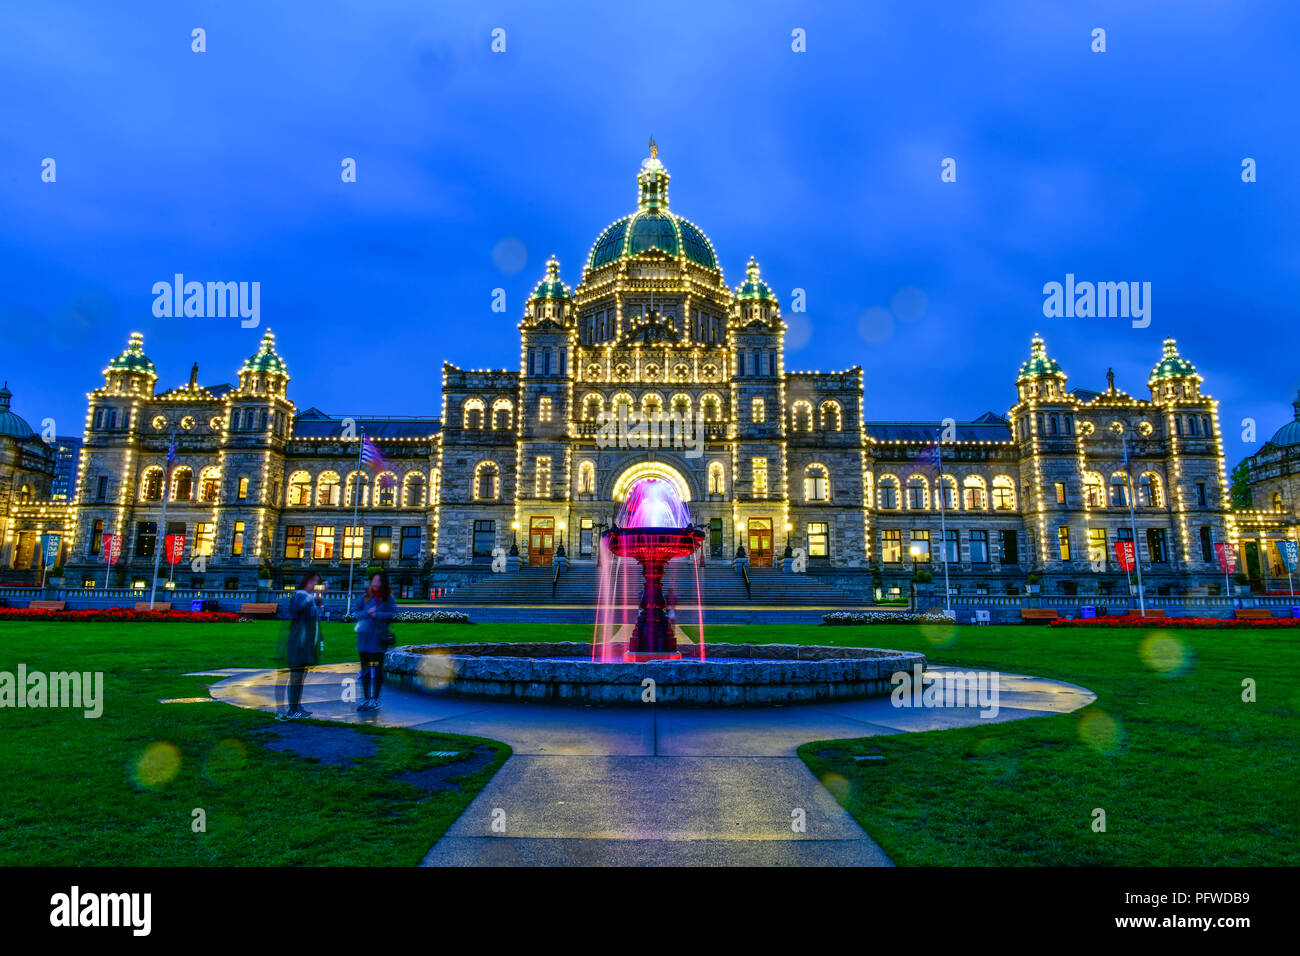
xmin=353 ymin=571 xmax=397 ymax=711
xmin=279 ymin=571 xmax=324 ymax=720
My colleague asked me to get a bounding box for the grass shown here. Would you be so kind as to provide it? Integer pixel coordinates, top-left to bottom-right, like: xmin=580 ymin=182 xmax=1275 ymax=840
xmin=3 ymin=618 xmax=1296 ymax=866
xmin=0 ymin=621 xmax=508 ymax=866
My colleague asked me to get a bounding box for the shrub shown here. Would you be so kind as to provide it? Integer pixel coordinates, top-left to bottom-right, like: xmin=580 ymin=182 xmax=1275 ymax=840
xmin=342 ymin=609 xmax=470 ymax=624
xmin=1050 ymin=615 xmax=1298 ymax=629
xmin=0 ymin=607 xmax=248 ymax=623
xmin=823 ymin=610 xmax=955 ymax=626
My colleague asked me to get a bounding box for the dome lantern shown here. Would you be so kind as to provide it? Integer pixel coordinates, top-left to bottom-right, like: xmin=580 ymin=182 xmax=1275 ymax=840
xmin=1015 ymin=335 xmax=1068 ymax=401
xmin=1148 ymin=337 xmax=1202 ymax=400
xmin=103 ymin=331 xmax=158 ymax=394
xmin=238 ymin=329 xmax=289 ymax=395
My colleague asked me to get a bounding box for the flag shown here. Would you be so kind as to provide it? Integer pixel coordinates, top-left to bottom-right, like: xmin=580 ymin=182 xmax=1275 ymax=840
xmin=914 ymin=442 xmax=941 ymax=468
xmin=360 ymin=436 xmax=387 ymax=473
xmin=1114 ymin=540 xmax=1136 ymax=573
xmin=1275 ymin=540 xmax=1299 ymax=574
xmin=166 ymin=436 xmax=176 ymax=469
xmin=1214 ymin=541 xmax=1237 ymax=575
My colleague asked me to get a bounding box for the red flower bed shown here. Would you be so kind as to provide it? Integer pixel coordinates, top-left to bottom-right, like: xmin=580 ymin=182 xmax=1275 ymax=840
xmin=0 ymin=607 xmax=247 ymax=623
xmin=1050 ymin=615 xmax=1299 ymax=629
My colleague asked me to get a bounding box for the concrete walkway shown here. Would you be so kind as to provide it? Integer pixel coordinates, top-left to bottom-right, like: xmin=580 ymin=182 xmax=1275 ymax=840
xmin=208 ymin=664 xmax=1094 ymax=866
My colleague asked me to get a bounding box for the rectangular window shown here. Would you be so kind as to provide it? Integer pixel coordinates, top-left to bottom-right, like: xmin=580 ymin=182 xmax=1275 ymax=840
xmin=882 ymin=529 xmax=902 ymax=563
xmin=1058 ymin=526 xmax=1071 ymax=561
xmin=880 ymin=482 xmax=898 ymax=509
xmin=941 ymin=529 xmax=958 ymax=563
xmin=709 ymin=517 xmax=722 ymax=558
xmin=285 ymin=526 xmax=305 ymax=559
xmin=580 ymin=518 xmax=595 ymax=558
xmin=370 ymin=525 xmax=392 ymax=559
xmin=96 ymin=475 xmax=109 ymax=501
xmin=999 ymin=529 xmax=1018 ymax=564
xmin=1196 ymin=483 xmax=1207 ymax=506
xmin=472 ymin=520 xmax=496 ymax=558
xmin=751 ymin=397 xmax=765 ymax=423
xmin=808 ymin=521 xmax=829 ymax=558
xmin=90 ymin=519 xmax=104 ymax=555
xmin=752 ymin=458 xmax=768 ymax=498
xmin=1147 ymin=527 xmax=1168 ymax=563
xmin=906 ymin=483 xmax=926 ymax=509
xmin=312 ymin=526 xmax=335 ymax=561
xmin=538 ymin=397 xmax=553 ymax=422
xmin=1088 ymin=528 xmax=1108 ymax=568
xmin=534 ymin=456 xmax=551 ymax=497
xmin=237 ymin=476 xmax=249 ymax=500
xmin=909 ymin=529 xmax=930 ymax=563
xmin=194 ymin=522 xmax=215 ymax=557
xmin=342 ymin=525 xmax=364 ymax=561
xmin=400 ymin=526 xmax=421 ymax=559
xmin=135 ymin=521 xmax=157 ymax=558
xmin=970 ymin=530 xmax=988 ymax=563
xmin=528 ymin=350 xmax=535 ymax=375
xmin=543 ymin=350 xmax=551 ymax=375
xmin=1055 ymin=482 xmax=1067 ymax=505
xmin=231 ymin=520 xmax=245 ymax=557
xmin=1200 ymin=526 xmax=1214 ymax=562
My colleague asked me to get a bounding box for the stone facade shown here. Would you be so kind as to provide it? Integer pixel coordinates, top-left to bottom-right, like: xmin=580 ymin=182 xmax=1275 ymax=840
xmin=1 ymin=149 xmax=1252 ymax=599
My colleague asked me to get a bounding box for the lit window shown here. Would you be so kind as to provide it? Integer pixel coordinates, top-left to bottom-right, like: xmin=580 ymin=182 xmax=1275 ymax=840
xmin=909 ymin=530 xmax=930 ymax=563
xmin=808 ymin=522 xmax=829 ymax=557
xmin=312 ymin=526 xmax=335 ymax=561
xmin=342 ymin=526 xmax=364 ymax=561
xmin=194 ymin=522 xmax=215 ymax=557
xmin=806 ymin=465 xmax=830 ymax=502
xmin=231 ymin=520 xmax=245 ymax=557
xmin=284 ymin=526 xmax=305 ymax=559
xmin=751 ymin=398 xmax=765 ymax=423
xmin=1058 ymin=526 xmax=1071 ymax=561
xmin=707 ymin=461 xmax=725 ymax=495
xmin=882 ymin=529 xmax=902 ymax=563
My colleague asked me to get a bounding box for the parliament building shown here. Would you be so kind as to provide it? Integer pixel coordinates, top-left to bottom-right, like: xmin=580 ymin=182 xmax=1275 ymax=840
xmin=3 ymin=147 xmax=1277 ymax=599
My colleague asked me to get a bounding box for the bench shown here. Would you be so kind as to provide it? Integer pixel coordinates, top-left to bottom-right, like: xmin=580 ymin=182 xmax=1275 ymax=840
xmin=1020 ymin=608 xmax=1059 ymax=622
xmin=973 ymin=609 xmax=991 ymax=625
xmin=27 ymin=600 xmax=67 ymax=612
xmin=239 ymin=602 xmax=280 ymax=618
xmin=1126 ymin=608 xmax=1165 ymax=618
xmin=134 ymin=601 xmax=172 ymax=611
xmin=1235 ymin=608 xmax=1274 ymax=621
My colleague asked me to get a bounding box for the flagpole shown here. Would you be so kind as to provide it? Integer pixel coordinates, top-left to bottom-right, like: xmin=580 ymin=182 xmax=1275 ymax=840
xmin=1122 ymin=429 xmax=1146 ymax=617
xmin=148 ymin=424 xmax=175 ymax=610
xmin=345 ymin=428 xmax=364 ymax=611
xmin=935 ymin=434 xmax=950 ymax=613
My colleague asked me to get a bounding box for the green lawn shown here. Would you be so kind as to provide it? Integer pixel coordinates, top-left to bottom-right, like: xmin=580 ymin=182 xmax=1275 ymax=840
xmin=0 ymin=621 xmax=508 ymax=866
xmin=2 ymin=618 xmax=1295 ymax=866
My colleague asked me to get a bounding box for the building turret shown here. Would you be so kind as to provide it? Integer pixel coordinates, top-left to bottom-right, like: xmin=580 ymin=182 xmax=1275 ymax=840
xmin=102 ymin=332 xmax=158 ymax=396
xmin=524 ymin=256 xmax=574 ymax=326
xmin=236 ymin=330 xmax=290 ymax=397
xmin=1148 ymin=337 xmax=1202 ymax=401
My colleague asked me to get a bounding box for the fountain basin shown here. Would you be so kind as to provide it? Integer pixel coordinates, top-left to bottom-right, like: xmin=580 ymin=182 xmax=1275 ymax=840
xmin=385 ymin=641 xmax=926 ymax=706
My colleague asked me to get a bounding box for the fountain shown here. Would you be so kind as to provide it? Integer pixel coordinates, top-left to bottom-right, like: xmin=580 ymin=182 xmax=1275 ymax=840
xmin=598 ymin=477 xmax=705 ymax=662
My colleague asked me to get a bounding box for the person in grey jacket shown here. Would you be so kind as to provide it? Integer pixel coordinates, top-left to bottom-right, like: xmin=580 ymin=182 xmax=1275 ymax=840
xmin=353 ymin=571 xmax=397 ymax=711
xmin=279 ymin=571 xmax=325 ymax=720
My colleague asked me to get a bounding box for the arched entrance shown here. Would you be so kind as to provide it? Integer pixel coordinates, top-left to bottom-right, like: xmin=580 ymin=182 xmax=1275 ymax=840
xmin=610 ymin=461 xmax=693 ymax=505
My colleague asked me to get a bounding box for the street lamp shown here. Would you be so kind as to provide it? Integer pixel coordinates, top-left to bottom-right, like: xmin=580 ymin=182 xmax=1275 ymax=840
xmin=783 ymin=521 xmax=793 ymax=559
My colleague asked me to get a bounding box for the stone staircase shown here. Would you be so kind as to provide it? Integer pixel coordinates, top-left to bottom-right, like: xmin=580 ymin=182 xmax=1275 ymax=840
xmin=432 ymin=564 xmax=868 ymax=608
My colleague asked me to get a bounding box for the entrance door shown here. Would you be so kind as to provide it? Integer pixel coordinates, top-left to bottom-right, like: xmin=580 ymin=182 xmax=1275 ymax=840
xmin=529 ymin=517 xmax=555 ymax=567
xmin=747 ymin=518 xmax=773 ymax=568
xmin=14 ymin=532 xmax=36 ymax=570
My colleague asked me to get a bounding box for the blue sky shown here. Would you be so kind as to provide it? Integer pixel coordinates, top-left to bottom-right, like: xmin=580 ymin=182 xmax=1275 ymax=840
xmin=2 ymin=1 xmax=1297 ymax=466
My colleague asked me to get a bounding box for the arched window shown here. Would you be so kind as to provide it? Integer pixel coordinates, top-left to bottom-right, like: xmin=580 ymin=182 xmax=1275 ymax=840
xmin=1082 ymin=472 xmax=1105 ymax=508
xmin=171 ymin=466 xmax=193 ymax=502
xmin=345 ymin=471 xmax=370 ymax=508
xmin=671 ymin=393 xmax=692 ymax=418
xmin=1271 ymin=491 xmax=1284 ymax=510
xmin=463 ymin=398 xmax=485 ymax=429
xmin=577 ymin=460 xmax=596 ymax=496
xmin=491 ymin=398 xmax=513 ymax=430
xmin=962 ymin=476 xmax=988 ymax=510
xmin=700 ymin=393 xmax=723 ymax=422
xmin=792 ymin=400 xmax=813 ymax=432
xmin=707 ymin=461 xmax=725 ymax=495
xmin=1138 ymin=472 xmax=1163 ymax=508
xmin=936 ymin=475 xmax=958 ymax=510
xmin=641 ymin=393 xmax=663 ymax=417
xmin=805 ymin=464 xmax=830 ymax=502
xmin=474 ymin=461 xmax=500 ymax=500
xmin=878 ymin=475 xmax=900 ymax=509
xmin=613 ymin=392 xmax=634 ymax=418
xmin=374 ymin=472 xmax=397 ymax=507
xmin=402 ymin=472 xmax=426 ymax=508
xmin=287 ymin=470 xmax=312 ymax=506
xmin=582 ymin=393 xmax=603 ymax=421
xmin=316 ymin=471 xmax=341 ymax=507
xmin=198 ymin=466 xmax=221 ymax=503
xmin=141 ymin=466 xmax=164 ymax=502
xmin=819 ymin=400 xmax=843 ymax=431
xmin=991 ymin=475 xmax=1016 ymax=511
xmin=1110 ymin=472 xmax=1130 ymax=507
xmin=905 ymin=475 xmax=929 ymax=509
xmin=16 ymin=483 xmax=34 ymax=503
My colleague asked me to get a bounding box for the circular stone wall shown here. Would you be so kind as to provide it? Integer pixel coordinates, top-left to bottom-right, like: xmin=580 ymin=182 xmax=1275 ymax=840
xmin=385 ymin=641 xmax=926 ymax=706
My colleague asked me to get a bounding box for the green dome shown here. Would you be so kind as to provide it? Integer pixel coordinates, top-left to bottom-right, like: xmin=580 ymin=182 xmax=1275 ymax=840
xmin=104 ymin=332 xmax=157 ymax=378
xmin=586 ymin=148 xmax=719 ymax=273
xmin=1148 ymin=338 xmax=1200 ymax=384
xmin=734 ymin=257 xmax=776 ymax=302
xmin=530 ymin=257 xmax=572 ymax=301
xmin=241 ymin=330 xmax=288 ymax=376
xmin=1017 ymin=335 xmax=1066 ymax=382
xmin=0 ymin=382 xmax=36 ymax=440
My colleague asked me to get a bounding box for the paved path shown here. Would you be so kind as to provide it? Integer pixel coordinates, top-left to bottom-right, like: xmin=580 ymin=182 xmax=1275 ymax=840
xmin=208 ymin=664 xmax=1094 ymax=866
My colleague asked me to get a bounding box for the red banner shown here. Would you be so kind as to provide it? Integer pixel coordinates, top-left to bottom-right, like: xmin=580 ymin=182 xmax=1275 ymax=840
xmin=1214 ymin=541 xmax=1237 ymax=575
xmin=101 ymin=533 xmax=123 ymax=566
xmin=165 ymin=533 xmax=186 ymax=565
xmin=1114 ymin=540 xmax=1136 ymax=573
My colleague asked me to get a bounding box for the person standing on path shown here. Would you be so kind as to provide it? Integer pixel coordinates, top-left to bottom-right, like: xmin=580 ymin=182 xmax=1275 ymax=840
xmin=279 ymin=571 xmax=325 ymax=720
xmin=353 ymin=571 xmax=397 ymax=711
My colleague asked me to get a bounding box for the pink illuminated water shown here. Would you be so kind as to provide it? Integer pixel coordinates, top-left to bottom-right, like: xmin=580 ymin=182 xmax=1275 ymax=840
xmin=616 ymin=477 xmax=692 ymax=529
